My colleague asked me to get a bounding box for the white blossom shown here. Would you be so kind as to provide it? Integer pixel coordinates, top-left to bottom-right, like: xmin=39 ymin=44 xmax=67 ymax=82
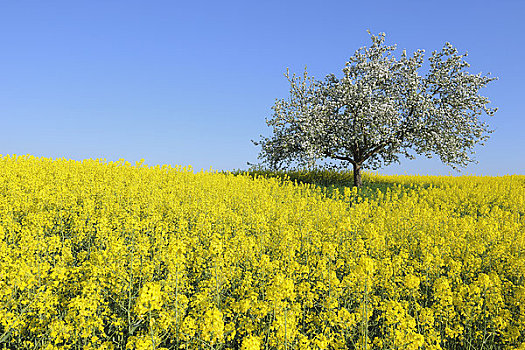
xmin=253 ymin=31 xmax=498 ymax=186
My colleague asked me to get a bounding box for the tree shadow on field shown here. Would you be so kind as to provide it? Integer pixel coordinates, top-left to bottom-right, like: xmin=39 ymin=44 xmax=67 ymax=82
xmin=228 ymin=168 xmax=428 ymax=202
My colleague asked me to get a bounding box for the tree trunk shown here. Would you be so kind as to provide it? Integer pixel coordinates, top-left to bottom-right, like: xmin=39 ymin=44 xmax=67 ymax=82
xmin=353 ymin=163 xmax=363 ymax=188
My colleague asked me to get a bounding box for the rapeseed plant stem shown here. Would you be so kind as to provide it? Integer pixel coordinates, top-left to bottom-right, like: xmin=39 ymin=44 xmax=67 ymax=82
xmin=175 ymin=263 xmax=180 ymax=344
xmin=214 ymin=260 xmax=220 ymax=309
xmin=149 ymin=308 xmax=156 ymax=350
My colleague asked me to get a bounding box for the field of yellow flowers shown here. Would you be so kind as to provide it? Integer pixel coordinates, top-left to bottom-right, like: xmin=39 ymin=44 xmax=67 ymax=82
xmin=0 ymin=155 xmax=524 ymax=350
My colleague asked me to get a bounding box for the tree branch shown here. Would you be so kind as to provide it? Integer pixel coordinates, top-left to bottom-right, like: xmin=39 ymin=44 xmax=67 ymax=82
xmin=362 ymin=106 xmax=415 ymax=161
xmin=323 ymin=151 xmax=356 ymax=165
xmin=363 ymin=142 xmax=388 ymax=161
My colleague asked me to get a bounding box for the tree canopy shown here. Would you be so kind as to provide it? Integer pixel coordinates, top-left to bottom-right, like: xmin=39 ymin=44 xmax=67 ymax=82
xmin=253 ymin=31 xmax=498 ymax=187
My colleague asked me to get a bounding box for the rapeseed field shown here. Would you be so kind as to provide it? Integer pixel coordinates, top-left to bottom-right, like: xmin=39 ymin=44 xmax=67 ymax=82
xmin=0 ymin=155 xmax=524 ymax=350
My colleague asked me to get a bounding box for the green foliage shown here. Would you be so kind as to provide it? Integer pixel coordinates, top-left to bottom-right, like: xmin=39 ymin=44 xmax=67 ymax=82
xmin=227 ymin=168 xmax=415 ymax=202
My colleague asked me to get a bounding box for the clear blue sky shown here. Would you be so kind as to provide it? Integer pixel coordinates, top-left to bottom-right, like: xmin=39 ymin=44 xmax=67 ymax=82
xmin=1 ymin=0 xmax=523 ymax=175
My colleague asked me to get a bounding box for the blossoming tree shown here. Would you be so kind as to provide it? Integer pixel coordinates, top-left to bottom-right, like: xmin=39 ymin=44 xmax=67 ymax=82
xmin=253 ymin=31 xmax=498 ymax=187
